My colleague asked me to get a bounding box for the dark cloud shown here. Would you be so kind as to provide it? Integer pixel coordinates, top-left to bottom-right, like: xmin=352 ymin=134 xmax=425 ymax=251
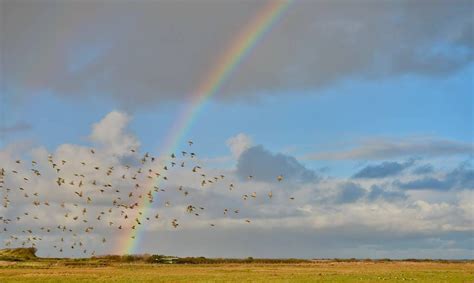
xmin=311 ymin=137 xmax=473 ymax=160
xmin=396 ymin=177 xmax=447 ymax=191
xmin=367 ymin=185 xmax=406 ymax=201
xmin=1 ymin=1 xmax=473 ymax=108
xmin=353 ymin=160 xmax=414 ymax=179
xmin=447 ymin=162 xmax=474 ymax=188
xmin=334 ymin=182 xmax=366 ymax=203
xmin=396 ymin=162 xmax=474 ymax=191
xmin=333 ymin=182 xmax=407 ymax=204
xmin=236 ymin=145 xmax=318 ymax=183
xmin=412 ymin=164 xmax=435 ymax=175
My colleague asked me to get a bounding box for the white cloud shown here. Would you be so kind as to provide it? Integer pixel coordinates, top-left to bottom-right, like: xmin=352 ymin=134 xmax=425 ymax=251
xmin=308 ymin=136 xmax=473 ymax=160
xmin=89 ymin=111 xmax=140 ymax=157
xmin=0 ymin=113 xmax=472 ymax=258
xmin=226 ymin=133 xmax=253 ymax=158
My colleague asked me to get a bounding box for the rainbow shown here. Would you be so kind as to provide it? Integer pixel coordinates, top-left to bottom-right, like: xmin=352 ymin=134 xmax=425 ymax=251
xmin=118 ymin=0 xmax=293 ymax=255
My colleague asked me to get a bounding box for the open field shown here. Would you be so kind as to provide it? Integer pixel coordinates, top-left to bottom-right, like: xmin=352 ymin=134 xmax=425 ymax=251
xmin=0 ymin=260 xmax=472 ymax=282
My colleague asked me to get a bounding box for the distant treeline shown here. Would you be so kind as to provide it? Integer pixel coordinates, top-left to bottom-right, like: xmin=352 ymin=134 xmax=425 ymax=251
xmin=92 ymin=254 xmax=309 ymax=264
xmin=174 ymin=257 xmax=309 ymax=264
xmin=0 ymin=249 xmax=471 ymax=264
xmin=321 ymin=258 xmax=473 ymax=263
xmin=91 ymin=254 xmax=472 ymax=264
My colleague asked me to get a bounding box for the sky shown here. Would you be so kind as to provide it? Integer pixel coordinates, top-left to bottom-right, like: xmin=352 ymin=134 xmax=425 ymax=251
xmin=0 ymin=0 xmax=473 ymax=259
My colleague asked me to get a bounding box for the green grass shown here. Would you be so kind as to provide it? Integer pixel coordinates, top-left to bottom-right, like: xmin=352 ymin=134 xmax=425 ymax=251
xmin=0 ymin=260 xmax=472 ymax=282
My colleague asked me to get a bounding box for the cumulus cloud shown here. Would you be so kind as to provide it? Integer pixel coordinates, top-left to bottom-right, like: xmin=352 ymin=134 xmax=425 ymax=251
xmin=395 ymin=162 xmax=474 ymax=191
xmin=310 ymin=137 xmax=473 ymax=160
xmin=353 ymin=160 xmax=415 ymax=179
xmin=226 ymin=133 xmax=253 ymax=158
xmin=412 ymin=164 xmax=435 ymax=175
xmin=367 ymin=185 xmax=407 ymax=202
xmin=89 ymin=111 xmax=139 ymax=157
xmin=396 ymin=177 xmax=446 ymax=191
xmin=236 ymin=145 xmax=318 ymax=183
xmin=321 ymin=181 xmax=407 ymax=204
xmin=0 ymin=111 xmax=158 ymax=257
xmin=0 ymin=111 xmax=473 ymax=258
xmin=2 ymin=1 xmax=473 ymax=108
xmin=334 ymin=182 xmax=366 ymax=204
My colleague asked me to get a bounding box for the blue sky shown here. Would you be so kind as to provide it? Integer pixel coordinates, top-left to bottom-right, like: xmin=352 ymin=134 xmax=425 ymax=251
xmin=4 ymin=63 xmax=472 ymax=173
xmin=0 ymin=0 xmax=472 ymax=258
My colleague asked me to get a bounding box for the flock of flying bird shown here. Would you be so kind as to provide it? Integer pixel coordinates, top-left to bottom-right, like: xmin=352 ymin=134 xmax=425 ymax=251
xmin=0 ymin=141 xmax=291 ymax=256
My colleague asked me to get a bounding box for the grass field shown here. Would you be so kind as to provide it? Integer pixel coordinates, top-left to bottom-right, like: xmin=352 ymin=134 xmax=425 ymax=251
xmin=0 ymin=260 xmax=472 ymax=282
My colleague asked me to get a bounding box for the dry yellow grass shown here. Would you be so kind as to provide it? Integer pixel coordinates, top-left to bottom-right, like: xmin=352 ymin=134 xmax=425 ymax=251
xmin=0 ymin=260 xmax=472 ymax=282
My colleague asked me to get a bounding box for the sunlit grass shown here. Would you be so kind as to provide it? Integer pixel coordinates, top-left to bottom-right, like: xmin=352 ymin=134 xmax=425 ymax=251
xmin=0 ymin=260 xmax=472 ymax=282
